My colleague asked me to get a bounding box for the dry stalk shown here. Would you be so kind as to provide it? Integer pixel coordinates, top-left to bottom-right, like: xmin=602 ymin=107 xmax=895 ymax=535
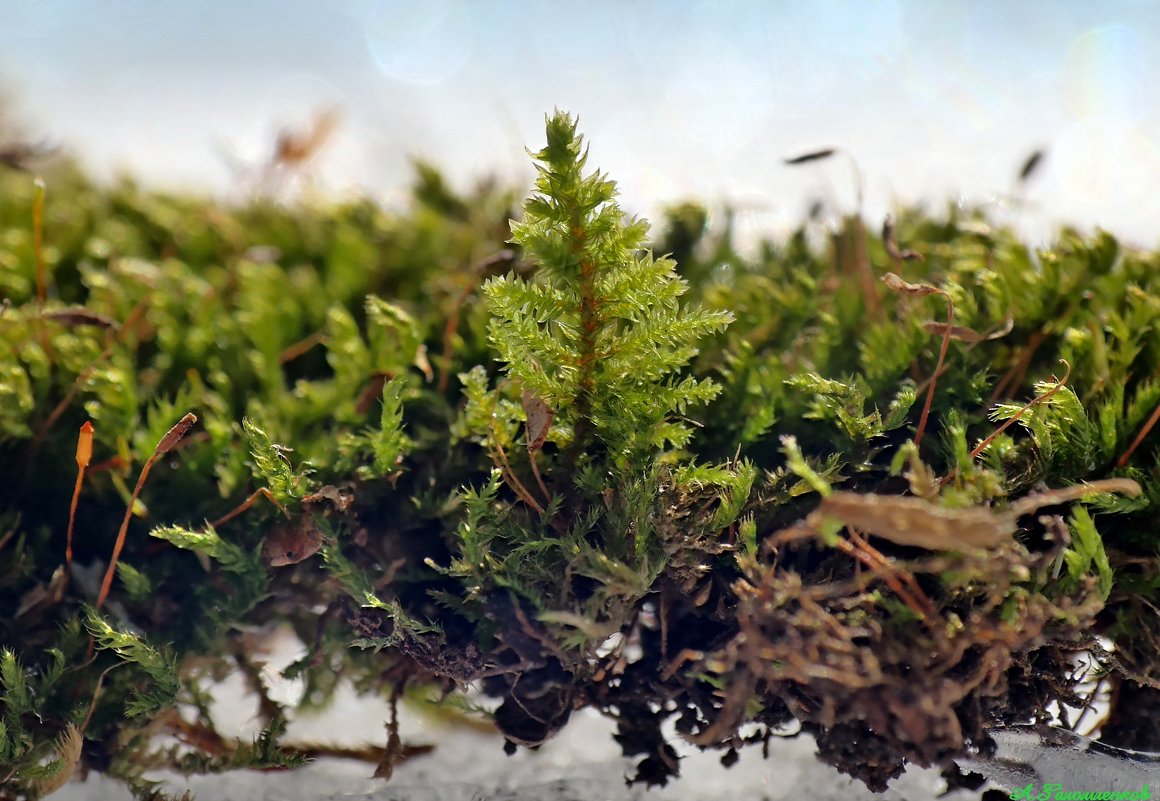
xmin=96 ymin=413 xmax=197 ymax=608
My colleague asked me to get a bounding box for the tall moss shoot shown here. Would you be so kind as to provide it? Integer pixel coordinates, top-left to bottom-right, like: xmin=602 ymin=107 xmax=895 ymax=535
xmin=445 ymin=111 xmax=745 ymax=646
xmin=489 ymin=111 xmax=731 ymax=466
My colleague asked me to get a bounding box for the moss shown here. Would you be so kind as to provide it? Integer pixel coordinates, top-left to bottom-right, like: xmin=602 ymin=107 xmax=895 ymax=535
xmin=1 ymin=112 xmax=1159 ymax=799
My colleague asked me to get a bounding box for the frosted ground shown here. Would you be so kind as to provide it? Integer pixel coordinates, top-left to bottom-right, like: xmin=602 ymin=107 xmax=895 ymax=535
xmin=53 ymin=626 xmax=979 ymax=801
xmin=53 ymin=623 xmax=1157 ymax=799
xmin=56 ymin=707 xmax=974 ymax=801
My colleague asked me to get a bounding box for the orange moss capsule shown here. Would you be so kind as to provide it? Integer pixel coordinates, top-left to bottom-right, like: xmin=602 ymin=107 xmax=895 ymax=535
xmin=66 ymin=421 xmax=95 ymax=569
xmin=76 ymin=421 xmax=94 ymax=468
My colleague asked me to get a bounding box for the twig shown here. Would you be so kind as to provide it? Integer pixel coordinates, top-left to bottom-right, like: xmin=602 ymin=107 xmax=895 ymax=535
xmin=1007 ymin=477 xmax=1140 ymax=518
xmin=941 ymin=359 xmax=1070 ymax=487
xmin=988 ymin=330 xmax=1046 ymax=404
xmin=846 ymin=526 xmax=937 ymax=619
xmin=1070 ymin=674 xmax=1106 ymax=737
xmin=881 ymin=272 xmax=954 ymax=447
xmin=278 ymin=329 xmax=327 ymax=364
xmin=528 ymin=452 xmax=551 ymax=506
xmin=918 ymin=294 xmax=954 ymax=447
xmin=210 ymin=486 xmax=291 ymax=528
xmin=910 ymin=315 xmax=1015 ymax=398
xmin=833 ymin=530 xmax=934 ymax=622
xmin=852 ymin=217 xmax=882 ymax=320
xmin=488 ymin=416 xmax=543 ymax=515
xmin=437 ymin=251 xmax=516 ymax=394
xmin=79 ymin=662 xmax=124 ymax=734
xmin=661 ymin=647 xmax=706 ymax=682
xmin=1116 ymin=399 xmax=1160 ymax=467
xmin=438 ymin=283 xmax=475 ymax=395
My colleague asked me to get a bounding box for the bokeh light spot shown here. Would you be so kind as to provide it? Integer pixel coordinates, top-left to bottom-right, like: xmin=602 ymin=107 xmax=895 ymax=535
xmin=364 ymin=0 xmax=473 ymax=86
xmin=1054 ymin=119 xmax=1160 ymax=222
xmin=1063 ymin=25 xmax=1149 ymax=121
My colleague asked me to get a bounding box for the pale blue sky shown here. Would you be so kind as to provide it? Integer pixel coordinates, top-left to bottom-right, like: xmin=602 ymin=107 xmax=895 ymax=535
xmin=3 ymin=1 xmax=1160 ymax=245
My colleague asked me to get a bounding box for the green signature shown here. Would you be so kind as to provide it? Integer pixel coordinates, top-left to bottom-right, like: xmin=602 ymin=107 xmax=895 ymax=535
xmin=1009 ymin=784 xmax=1151 ymax=800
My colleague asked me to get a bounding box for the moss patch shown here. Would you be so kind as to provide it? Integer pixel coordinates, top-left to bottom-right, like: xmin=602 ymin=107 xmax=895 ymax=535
xmin=1 ymin=112 xmax=1159 ymax=799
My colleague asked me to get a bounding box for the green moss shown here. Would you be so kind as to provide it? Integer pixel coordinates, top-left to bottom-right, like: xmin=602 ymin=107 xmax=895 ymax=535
xmin=2 ymin=112 xmax=1159 ymax=798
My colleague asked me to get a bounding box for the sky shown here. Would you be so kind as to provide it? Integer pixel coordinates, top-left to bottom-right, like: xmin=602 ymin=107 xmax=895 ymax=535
xmin=2 ymin=0 xmax=1160 ymax=247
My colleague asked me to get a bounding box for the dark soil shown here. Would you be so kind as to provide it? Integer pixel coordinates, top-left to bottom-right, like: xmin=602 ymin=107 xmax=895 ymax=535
xmin=343 ymin=492 xmax=1112 ymax=794
xmin=1100 ymin=680 xmax=1160 ymax=752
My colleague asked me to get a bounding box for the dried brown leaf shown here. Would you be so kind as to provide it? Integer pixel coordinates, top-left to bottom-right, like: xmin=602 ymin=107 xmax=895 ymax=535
xmin=882 ymin=215 xmax=896 ymax=249
xmin=39 ymin=307 xmax=120 ymax=330
xmin=262 ymin=513 xmax=324 ymax=567
xmin=15 ymin=565 xmax=68 ymax=618
xmin=923 ymin=317 xmax=1014 ymax=343
xmin=922 ymin=322 xmax=983 ymax=343
xmin=413 ymin=343 xmax=434 ymax=382
xmin=987 ymin=315 xmax=1015 ymax=340
xmin=813 ymin=478 xmax=1140 ymax=552
xmin=303 ymin=484 xmax=354 ymax=511
xmin=882 ymin=272 xmax=940 ymax=297
xmin=1007 ymin=478 xmax=1141 ymax=517
xmin=882 ymin=217 xmax=924 ymax=262
xmin=521 ymin=390 xmax=553 ymax=454
xmin=28 ymin=724 xmax=82 ymax=797
xmin=814 ymin=491 xmax=1015 ymax=550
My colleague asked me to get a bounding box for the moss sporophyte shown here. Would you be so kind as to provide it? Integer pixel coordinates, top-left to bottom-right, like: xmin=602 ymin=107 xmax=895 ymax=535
xmin=2 ymin=109 xmax=1160 ymax=799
